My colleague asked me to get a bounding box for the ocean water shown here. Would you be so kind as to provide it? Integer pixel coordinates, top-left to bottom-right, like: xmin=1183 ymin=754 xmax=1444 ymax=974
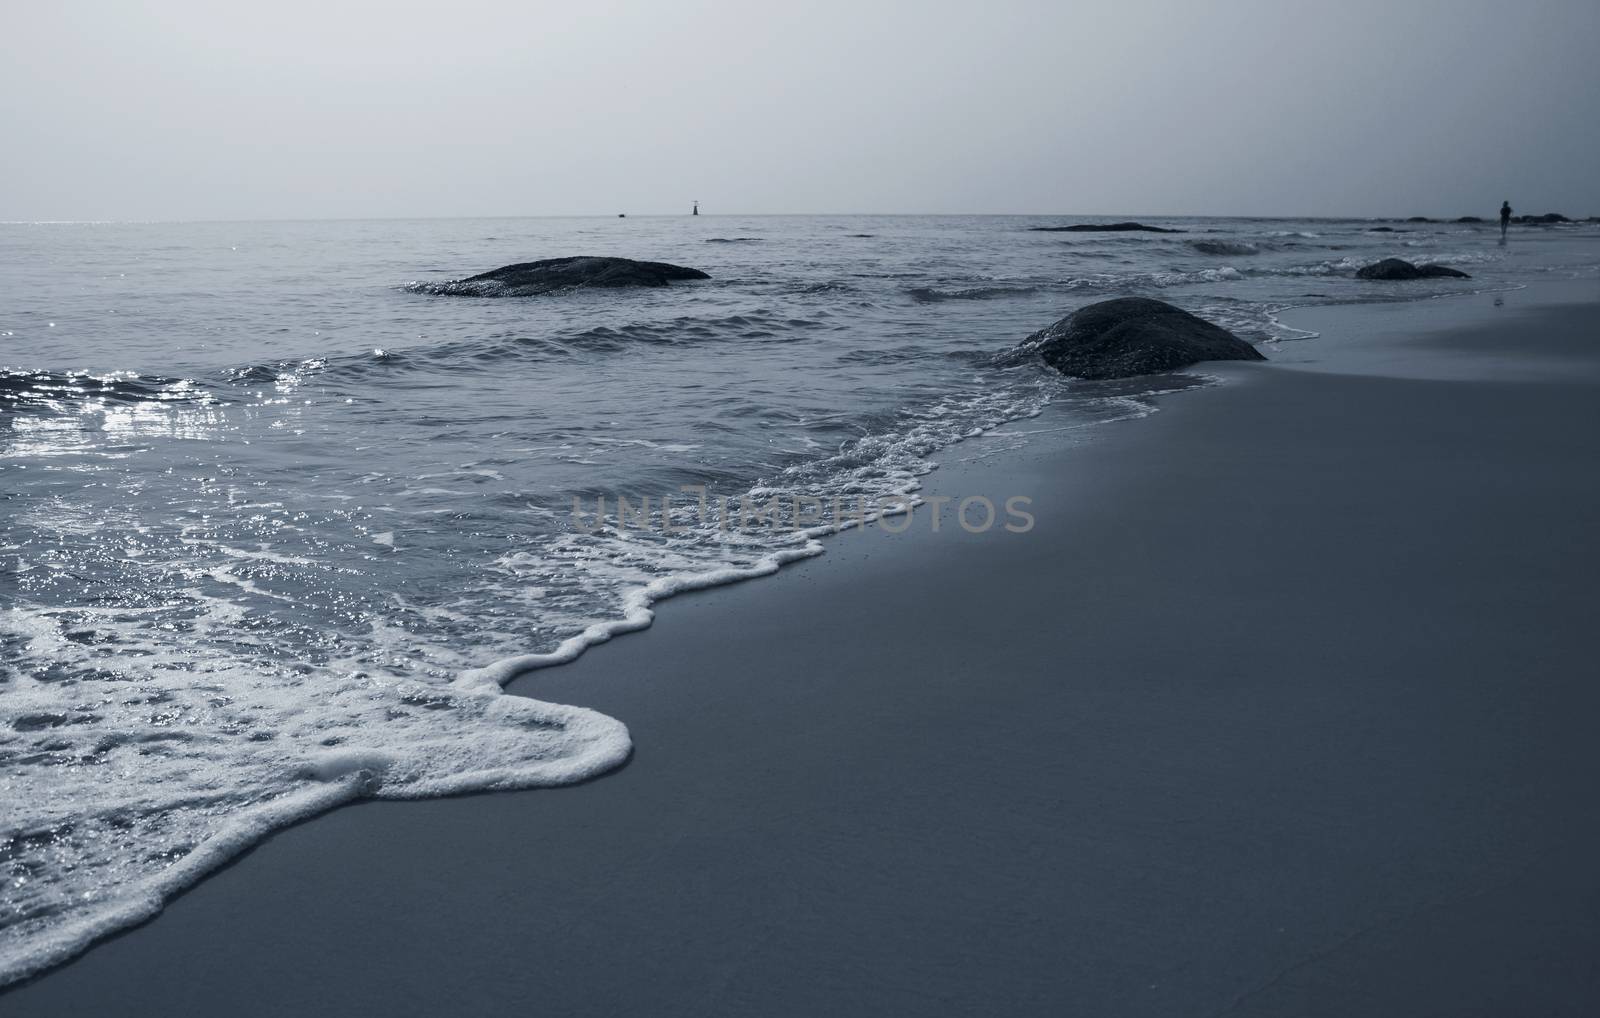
xmin=2 ymin=213 xmax=1597 ymax=982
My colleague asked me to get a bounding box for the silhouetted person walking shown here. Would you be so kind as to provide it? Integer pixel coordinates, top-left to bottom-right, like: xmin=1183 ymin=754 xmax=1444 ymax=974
xmin=1500 ymin=200 xmax=1513 ymax=239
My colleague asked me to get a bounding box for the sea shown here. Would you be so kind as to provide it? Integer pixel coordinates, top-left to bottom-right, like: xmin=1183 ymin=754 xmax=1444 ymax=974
xmin=2 ymin=213 xmax=1597 ymax=983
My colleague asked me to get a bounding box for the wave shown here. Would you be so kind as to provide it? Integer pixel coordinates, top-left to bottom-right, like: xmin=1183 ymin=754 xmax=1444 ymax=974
xmin=217 ymin=314 xmax=828 ymax=386
xmin=222 ymin=357 xmax=335 ymax=386
xmin=835 ymin=343 xmax=983 ymax=366
xmin=703 ymin=237 xmax=762 ymax=243
xmin=906 ymin=285 xmax=1040 ymax=302
xmin=215 ymin=351 xmax=411 ymax=397
xmin=1061 ymin=267 xmax=1245 ymax=291
xmin=1190 ymin=240 xmax=1261 ymax=256
xmin=538 ymin=312 xmax=823 ymax=353
xmin=1 ymin=369 xmax=212 ymax=414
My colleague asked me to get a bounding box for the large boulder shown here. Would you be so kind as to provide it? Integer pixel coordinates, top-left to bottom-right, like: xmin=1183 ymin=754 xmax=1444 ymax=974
xmin=1356 ymin=258 xmax=1470 ymax=280
xmin=1007 ymin=297 xmax=1264 ymax=380
xmin=1030 ymin=222 xmax=1184 ymax=233
xmin=409 ymin=256 xmax=710 ymax=296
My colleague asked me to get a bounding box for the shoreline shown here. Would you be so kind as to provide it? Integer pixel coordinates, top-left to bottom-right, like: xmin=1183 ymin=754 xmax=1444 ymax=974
xmin=7 ymin=278 xmax=1600 ymax=1014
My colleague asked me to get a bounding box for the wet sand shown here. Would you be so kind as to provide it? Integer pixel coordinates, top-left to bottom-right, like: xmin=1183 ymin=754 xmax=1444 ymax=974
xmin=8 ymin=283 xmax=1600 ymax=1016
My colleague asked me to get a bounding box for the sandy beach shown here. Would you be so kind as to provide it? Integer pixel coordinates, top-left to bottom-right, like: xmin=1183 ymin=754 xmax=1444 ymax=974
xmin=7 ymin=279 xmax=1600 ymax=1015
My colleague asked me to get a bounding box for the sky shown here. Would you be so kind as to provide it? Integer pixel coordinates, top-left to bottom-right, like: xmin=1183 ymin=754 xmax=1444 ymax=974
xmin=3 ymin=0 xmax=1597 ymax=221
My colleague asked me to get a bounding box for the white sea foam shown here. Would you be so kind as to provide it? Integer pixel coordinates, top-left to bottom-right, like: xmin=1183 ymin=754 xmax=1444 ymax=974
xmin=0 ymin=619 xmax=630 ymax=987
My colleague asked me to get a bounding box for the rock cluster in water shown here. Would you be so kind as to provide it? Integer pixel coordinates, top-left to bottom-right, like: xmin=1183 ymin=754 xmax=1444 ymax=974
xmin=1029 ymin=222 xmax=1185 ymax=234
xmin=1392 ymin=213 xmax=1584 ymax=225
xmin=412 ymin=257 xmax=710 ymax=297
xmin=1356 ymin=258 xmax=1470 ymax=281
xmin=1008 ymin=297 xmax=1264 ymax=380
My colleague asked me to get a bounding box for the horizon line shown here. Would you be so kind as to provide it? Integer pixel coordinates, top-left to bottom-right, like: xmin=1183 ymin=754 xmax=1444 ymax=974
xmin=3 ymin=208 xmax=1579 ymax=226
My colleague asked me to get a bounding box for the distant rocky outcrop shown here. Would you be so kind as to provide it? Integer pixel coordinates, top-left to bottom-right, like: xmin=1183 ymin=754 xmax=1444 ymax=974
xmin=1356 ymin=258 xmax=1471 ymax=281
xmin=1513 ymin=212 xmax=1570 ymax=224
xmin=1405 ymin=216 xmax=1436 ymax=223
xmin=1004 ymin=297 xmax=1264 ymax=380
xmin=408 ymin=256 xmax=710 ymax=296
xmin=1455 ymin=216 xmax=1485 ymax=223
xmin=1029 ymin=222 xmax=1185 ymax=233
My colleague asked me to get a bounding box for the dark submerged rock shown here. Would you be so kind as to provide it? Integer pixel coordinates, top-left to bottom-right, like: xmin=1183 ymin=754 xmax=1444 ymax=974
xmin=1405 ymin=216 xmax=1436 ymax=223
xmin=410 ymin=256 xmax=710 ymax=297
xmin=1356 ymin=258 xmax=1471 ymax=281
xmin=1029 ymin=222 xmax=1185 ymax=233
xmin=1007 ymin=297 xmax=1264 ymax=380
xmin=1366 ymin=226 xmax=1403 ymax=233
xmin=1455 ymin=216 xmax=1485 ymax=223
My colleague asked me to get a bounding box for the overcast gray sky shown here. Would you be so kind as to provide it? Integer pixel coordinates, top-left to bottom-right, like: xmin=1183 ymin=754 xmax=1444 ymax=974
xmin=4 ymin=0 xmax=1596 ymax=221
